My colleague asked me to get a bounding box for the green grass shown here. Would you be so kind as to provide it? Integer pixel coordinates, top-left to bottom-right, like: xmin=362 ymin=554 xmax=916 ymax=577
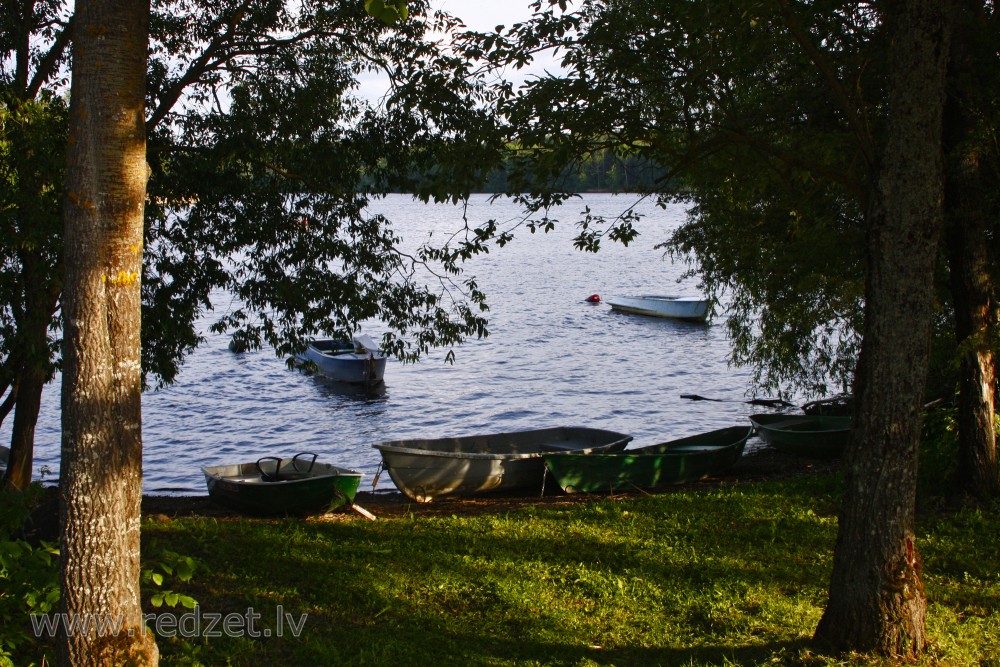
xmin=11 ymin=473 xmax=1000 ymax=665
xmin=126 ymin=473 xmax=998 ymax=666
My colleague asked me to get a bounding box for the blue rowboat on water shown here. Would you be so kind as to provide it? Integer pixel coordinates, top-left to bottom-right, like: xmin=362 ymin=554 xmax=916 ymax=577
xmin=295 ymin=334 xmax=387 ymax=384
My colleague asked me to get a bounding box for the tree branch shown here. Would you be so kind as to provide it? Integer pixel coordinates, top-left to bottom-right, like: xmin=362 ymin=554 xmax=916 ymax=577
xmin=774 ymin=0 xmax=875 ymax=169
xmin=27 ymin=15 xmax=74 ymax=98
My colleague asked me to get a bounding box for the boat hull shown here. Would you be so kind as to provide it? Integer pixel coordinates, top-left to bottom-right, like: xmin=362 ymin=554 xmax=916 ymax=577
xmin=542 ymin=426 xmax=752 ymax=493
xmin=373 ymin=426 xmax=633 ymax=502
xmin=607 ymin=295 xmax=710 ymax=321
xmin=203 ymin=460 xmax=362 ymax=515
xmin=296 ymin=336 xmax=387 ymax=384
xmin=749 ymin=414 xmax=851 ymax=459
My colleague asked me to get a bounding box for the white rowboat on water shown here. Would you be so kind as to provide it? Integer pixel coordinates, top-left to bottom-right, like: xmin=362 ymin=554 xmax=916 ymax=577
xmin=607 ymin=295 xmax=710 ymax=322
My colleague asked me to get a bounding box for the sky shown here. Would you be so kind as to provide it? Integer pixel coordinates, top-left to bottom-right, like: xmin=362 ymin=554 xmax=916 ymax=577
xmin=431 ymin=0 xmax=538 ymax=31
xmin=356 ymin=0 xmax=558 ymax=102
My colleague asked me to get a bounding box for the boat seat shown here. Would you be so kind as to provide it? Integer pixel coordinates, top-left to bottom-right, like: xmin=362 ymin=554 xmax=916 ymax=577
xmin=539 ymin=443 xmax=576 ymax=452
xmin=261 ymin=472 xmax=311 ymax=483
xmin=760 ymin=417 xmax=820 ymax=430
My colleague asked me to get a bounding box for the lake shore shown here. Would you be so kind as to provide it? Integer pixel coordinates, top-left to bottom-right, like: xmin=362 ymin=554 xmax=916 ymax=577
xmin=141 ymin=447 xmax=841 ymax=520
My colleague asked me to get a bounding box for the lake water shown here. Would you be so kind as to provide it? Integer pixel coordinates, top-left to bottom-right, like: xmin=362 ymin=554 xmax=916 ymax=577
xmin=5 ymin=193 xmax=772 ymax=495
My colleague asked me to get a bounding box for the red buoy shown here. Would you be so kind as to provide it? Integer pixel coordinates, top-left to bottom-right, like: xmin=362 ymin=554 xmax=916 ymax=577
xmin=585 ymin=294 xmax=601 ymax=303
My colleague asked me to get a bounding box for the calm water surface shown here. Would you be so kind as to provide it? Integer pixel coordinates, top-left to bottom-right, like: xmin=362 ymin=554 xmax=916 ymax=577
xmin=6 ymin=194 xmax=773 ymax=495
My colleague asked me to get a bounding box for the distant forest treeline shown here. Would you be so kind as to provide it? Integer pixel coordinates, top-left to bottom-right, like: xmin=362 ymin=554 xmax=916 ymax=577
xmin=394 ymin=148 xmax=673 ymax=195
xmin=480 ymin=150 xmax=671 ymax=193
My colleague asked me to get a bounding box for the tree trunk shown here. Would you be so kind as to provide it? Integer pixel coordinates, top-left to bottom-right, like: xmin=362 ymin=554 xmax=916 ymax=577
xmin=945 ymin=1 xmax=999 ymax=499
xmin=2 ymin=367 xmax=43 ymax=492
xmin=3 ymin=250 xmax=61 ymax=493
xmin=813 ymin=0 xmax=954 ymax=658
xmin=59 ymin=0 xmax=157 ymax=665
xmin=948 ymin=187 xmax=999 ymax=498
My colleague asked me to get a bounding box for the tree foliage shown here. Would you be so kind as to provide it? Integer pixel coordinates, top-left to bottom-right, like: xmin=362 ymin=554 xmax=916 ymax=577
xmin=0 ymin=93 xmax=65 ymax=402
xmin=463 ymin=0 xmax=977 ymax=657
xmin=461 ymin=0 xmax=888 ymax=398
xmin=1 ymin=1 xmax=506 ymax=488
xmin=140 ymin=0 xmax=502 ymax=383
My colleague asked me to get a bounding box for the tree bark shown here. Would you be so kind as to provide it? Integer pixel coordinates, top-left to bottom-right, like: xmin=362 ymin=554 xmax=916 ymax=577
xmin=948 ymin=180 xmax=999 ymax=498
xmin=59 ymin=0 xmax=157 ymax=664
xmin=2 ymin=367 xmax=43 ymax=492
xmin=945 ymin=0 xmax=999 ymax=499
xmin=2 ymin=250 xmax=60 ymax=492
xmin=814 ymin=0 xmax=954 ymax=657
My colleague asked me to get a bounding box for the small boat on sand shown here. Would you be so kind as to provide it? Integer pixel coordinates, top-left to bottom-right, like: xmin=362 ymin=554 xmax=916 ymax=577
xmin=295 ymin=334 xmax=386 ymax=384
xmin=542 ymin=426 xmax=752 ymax=494
xmin=748 ymin=414 xmax=851 ymax=459
xmin=607 ymin=295 xmax=710 ymax=322
xmin=202 ymin=453 xmax=362 ymax=515
xmin=372 ymin=427 xmax=633 ymax=502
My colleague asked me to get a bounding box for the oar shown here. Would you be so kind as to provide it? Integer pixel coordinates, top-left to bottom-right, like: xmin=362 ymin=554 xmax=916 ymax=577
xmin=680 ymin=394 xmax=725 ymax=402
xmin=680 ymin=394 xmax=797 ymax=408
xmin=328 ymin=490 xmax=378 ymax=521
xmin=349 ymin=503 xmax=377 ymax=521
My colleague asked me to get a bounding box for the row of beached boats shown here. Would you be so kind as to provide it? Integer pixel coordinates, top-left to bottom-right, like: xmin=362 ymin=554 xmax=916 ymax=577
xmin=201 ymin=412 xmax=851 ymax=515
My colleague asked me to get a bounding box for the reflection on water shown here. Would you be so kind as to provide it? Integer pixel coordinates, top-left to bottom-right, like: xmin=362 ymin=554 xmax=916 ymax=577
xmin=5 ymin=194 xmax=771 ymax=495
xmin=306 ymin=375 xmax=388 ymax=401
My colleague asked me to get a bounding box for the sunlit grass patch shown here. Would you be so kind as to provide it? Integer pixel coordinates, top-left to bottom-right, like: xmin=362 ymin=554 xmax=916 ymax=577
xmin=127 ymin=475 xmax=1000 ymax=666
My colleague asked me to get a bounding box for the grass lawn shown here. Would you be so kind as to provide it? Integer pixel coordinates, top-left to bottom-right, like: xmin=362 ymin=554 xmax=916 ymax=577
xmin=126 ymin=472 xmax=999 ymax=666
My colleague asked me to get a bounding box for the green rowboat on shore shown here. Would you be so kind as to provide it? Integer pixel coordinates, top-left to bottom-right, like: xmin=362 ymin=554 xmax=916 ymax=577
xmin=542 ymin=426 xmax=752 ymax=494
xmin=202 ymin=453 xmax=362 ymax=515
xmin=748 ymin=414 xmax=851 ymax=459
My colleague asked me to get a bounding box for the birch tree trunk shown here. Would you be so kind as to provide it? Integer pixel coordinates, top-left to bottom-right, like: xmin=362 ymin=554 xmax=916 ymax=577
xmin=59 ymin=0 xmax=157 ymax=664
xmin=814 ymin=0 xmax=954 ymax=657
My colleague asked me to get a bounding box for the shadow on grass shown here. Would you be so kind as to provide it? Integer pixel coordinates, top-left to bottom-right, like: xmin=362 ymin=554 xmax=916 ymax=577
xmin=141 ymin=479 xmax=841 ymax=665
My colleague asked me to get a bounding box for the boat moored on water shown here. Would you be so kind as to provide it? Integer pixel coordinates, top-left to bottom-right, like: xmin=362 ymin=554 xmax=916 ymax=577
xmin=372 ymin=426 xmax=634 ymax=502
xmin=607 ymin=295 xmax=710 ymax=322
xmin=542 ymin=425 xmax=752 ymax=494
xmin=295 ymin=334 xmax=387 ymax=384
